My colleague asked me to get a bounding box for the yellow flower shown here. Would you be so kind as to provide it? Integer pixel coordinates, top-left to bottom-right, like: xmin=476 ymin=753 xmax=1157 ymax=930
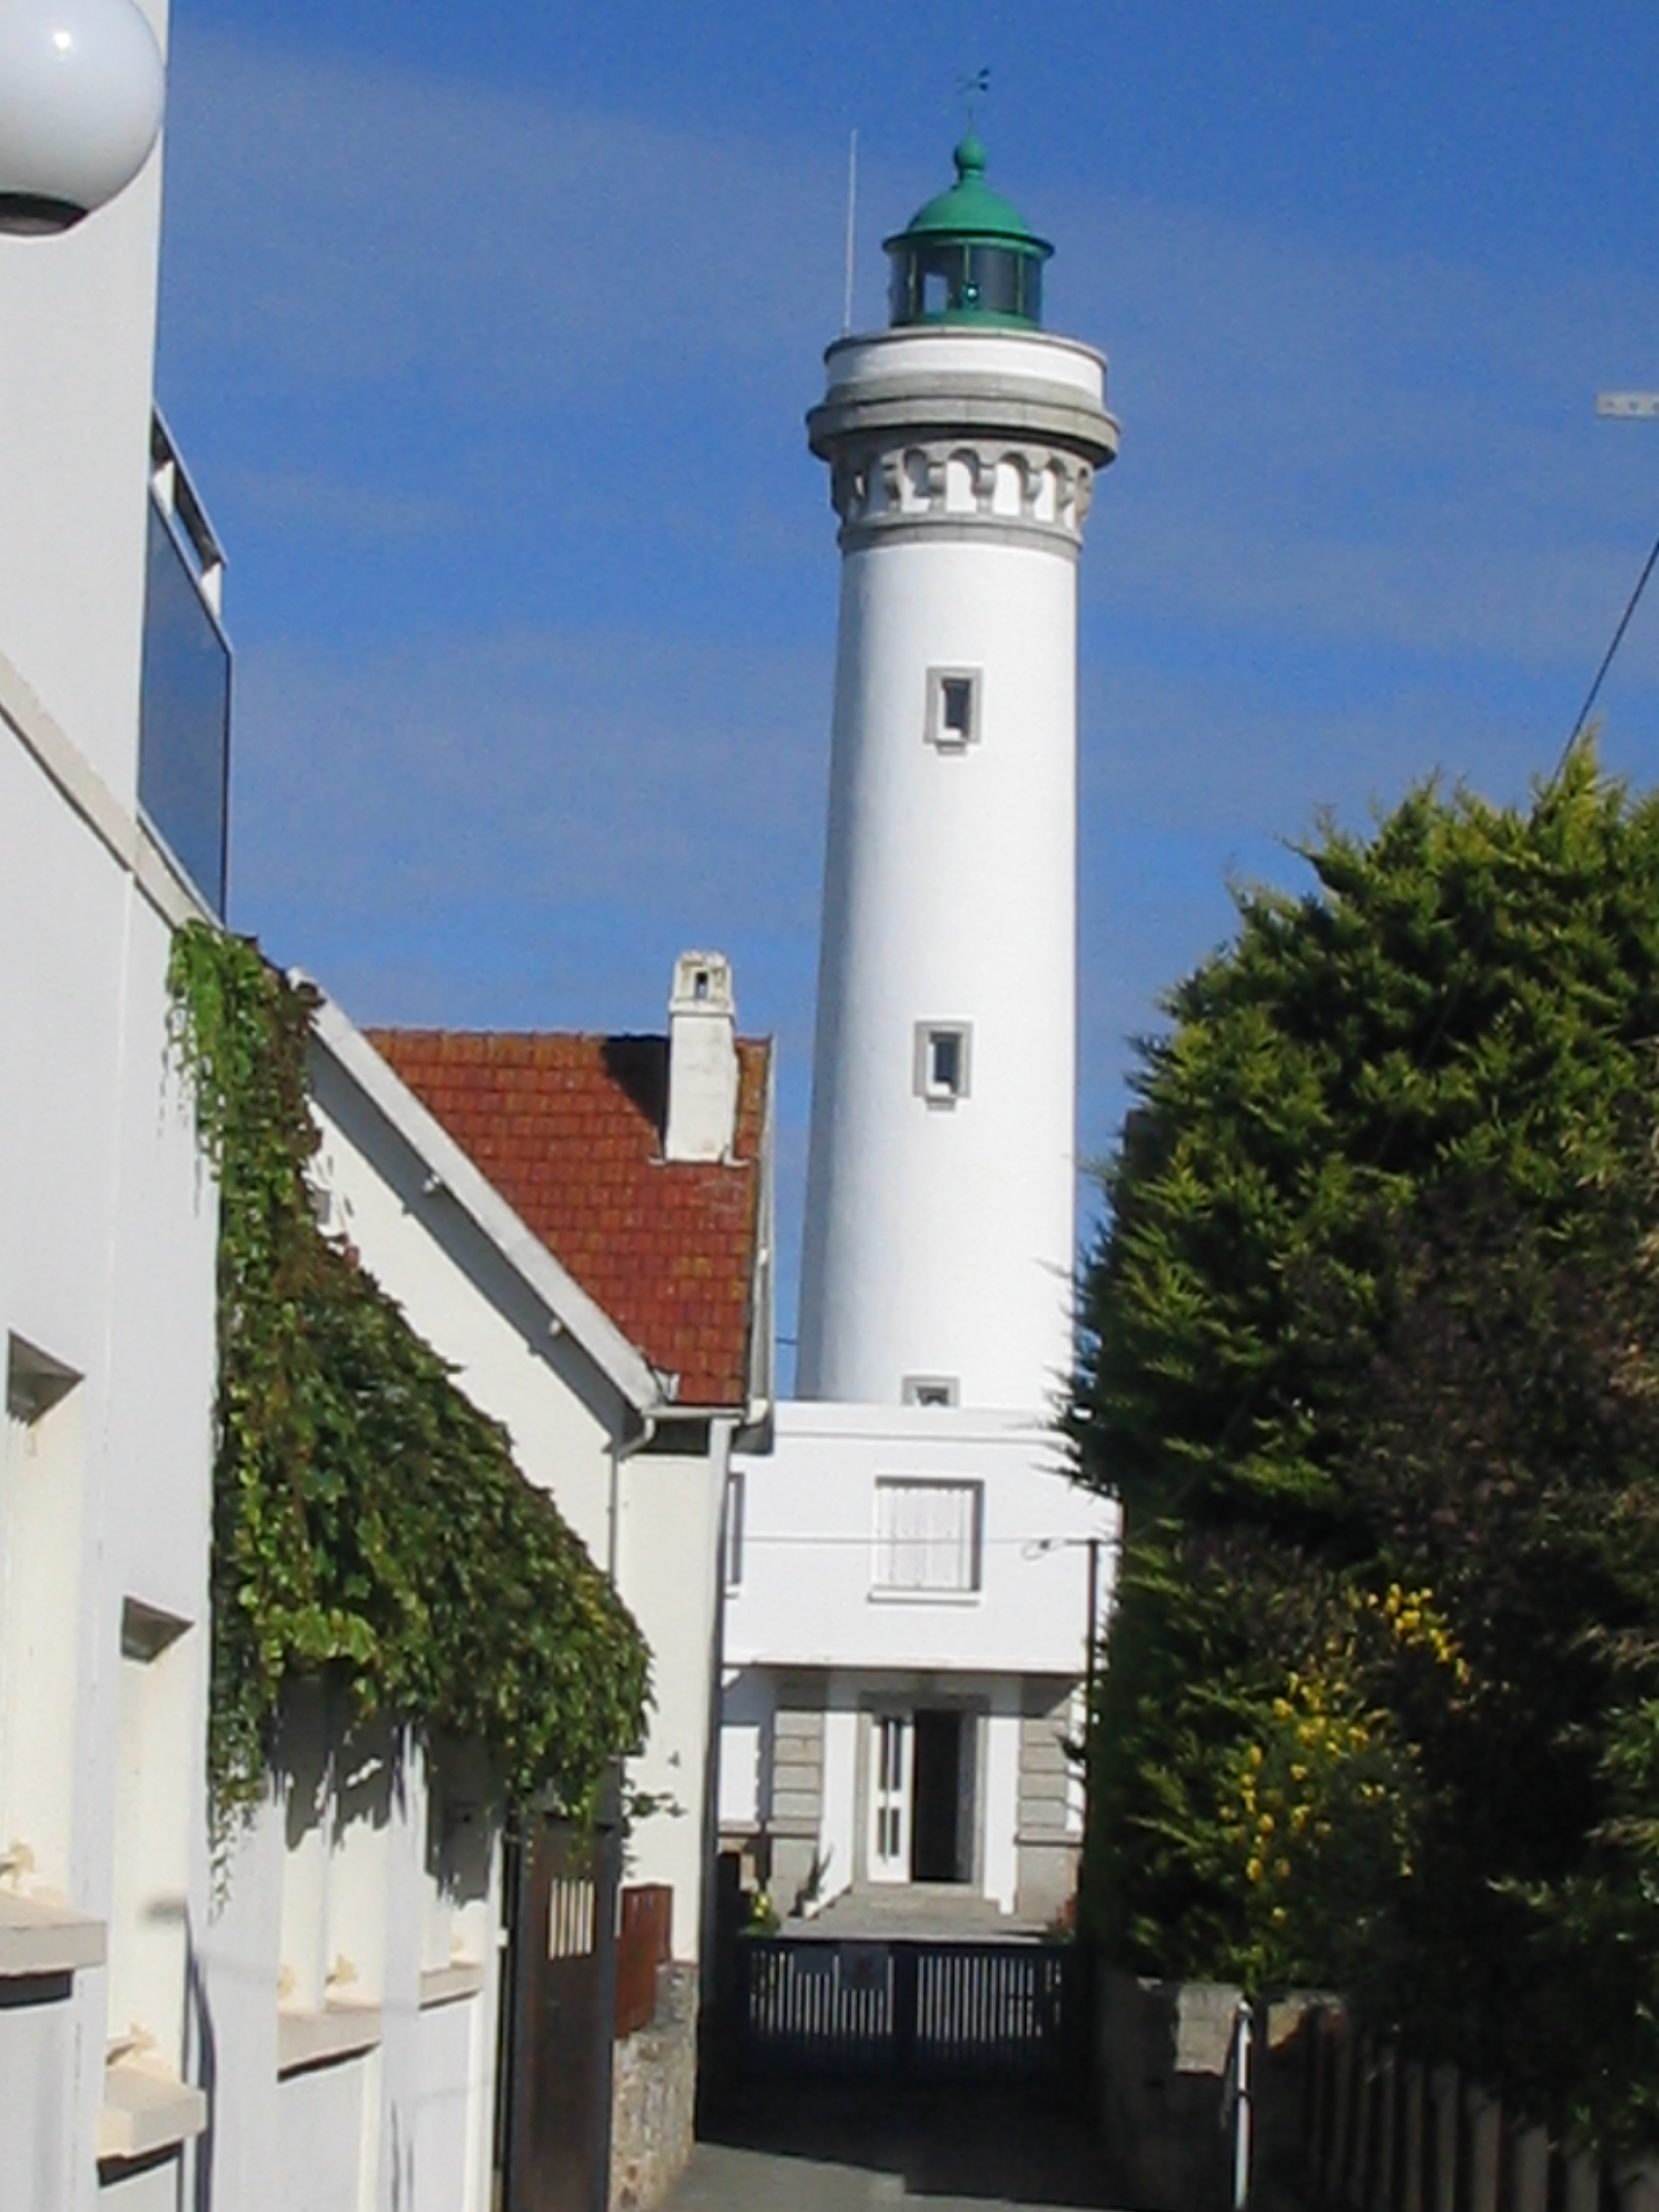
xmin=1245 ymin=1858 xmax=1264 ymax=1884
xmin=1275 ymin=1859 xmax=1291 ymax=1880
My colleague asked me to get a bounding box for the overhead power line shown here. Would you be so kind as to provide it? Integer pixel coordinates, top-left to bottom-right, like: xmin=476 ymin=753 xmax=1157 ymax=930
xmin=1561 ymin=524 xmax=1659 ymax=771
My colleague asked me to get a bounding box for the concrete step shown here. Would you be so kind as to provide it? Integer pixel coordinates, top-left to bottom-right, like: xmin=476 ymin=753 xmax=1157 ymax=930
xmin=785 ymin=1885 xmax=1042 ymax=1942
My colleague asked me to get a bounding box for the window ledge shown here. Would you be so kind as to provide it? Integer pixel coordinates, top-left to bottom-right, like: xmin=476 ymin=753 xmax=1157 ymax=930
xmin=866 ymin=1588 xmax=981 ymax=1606
xmin=0 ymin=1891 xmax=106 ymax=1978
xmin=277 ymin=1999 xmax=384 ymax=2077
xmin=97 ymin=2058 xmax=207 ymax=2163
xmin=420 ymin=1960 xmax=485 ymax=2009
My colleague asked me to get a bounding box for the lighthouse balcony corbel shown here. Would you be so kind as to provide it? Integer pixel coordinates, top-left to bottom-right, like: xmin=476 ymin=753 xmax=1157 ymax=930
xmin=828 ymin=431 xmax=1095 ymax=549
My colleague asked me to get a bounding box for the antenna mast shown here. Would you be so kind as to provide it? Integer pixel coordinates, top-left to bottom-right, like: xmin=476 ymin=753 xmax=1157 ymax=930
xmin=842 ymin=128 xmax=859 ymax=334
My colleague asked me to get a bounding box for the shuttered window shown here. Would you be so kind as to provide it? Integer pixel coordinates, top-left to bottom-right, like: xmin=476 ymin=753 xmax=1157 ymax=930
xmin=872 ymin=1480 xmax=981 ymax=1594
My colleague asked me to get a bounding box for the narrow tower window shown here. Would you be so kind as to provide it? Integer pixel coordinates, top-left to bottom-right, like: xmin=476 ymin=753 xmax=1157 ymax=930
xmin=723 ymin=1467 xmax=746 ymax=1589
xmin=915 ymin=1022 xmax=972 ymax=1105
xmin=903 ymin=1376 xmax=959 ymax=1409
xmin=927 ymin=668 xmax=980 ymax=752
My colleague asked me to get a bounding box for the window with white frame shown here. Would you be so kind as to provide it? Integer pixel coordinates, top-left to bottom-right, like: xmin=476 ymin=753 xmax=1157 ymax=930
xmin=872 ymin=1479 xmax=982 ymax=1595
xmin=927 ymin=667 xmax=980 ymax=751
xmin=914 ymin=1022 xmax=971 ymax=1106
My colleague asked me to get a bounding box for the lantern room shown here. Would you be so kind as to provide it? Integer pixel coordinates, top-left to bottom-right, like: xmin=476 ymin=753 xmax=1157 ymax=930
xmin=883 ymin=134 xmax=1052 ymax=329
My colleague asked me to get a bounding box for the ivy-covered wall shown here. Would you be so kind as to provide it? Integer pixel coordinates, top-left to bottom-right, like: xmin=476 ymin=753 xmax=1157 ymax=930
xmin=167 ymin=923 xmax=650 ymax=1831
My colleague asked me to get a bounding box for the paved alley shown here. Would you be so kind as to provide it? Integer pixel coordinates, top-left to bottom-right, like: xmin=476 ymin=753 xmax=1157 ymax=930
xmin=669 ymin=2084 xmax=1124 ymax=2212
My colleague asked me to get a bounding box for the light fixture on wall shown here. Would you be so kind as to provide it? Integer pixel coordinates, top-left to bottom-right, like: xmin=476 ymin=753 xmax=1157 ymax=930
xmin=0 ymin=0 xmax=165 ymax=237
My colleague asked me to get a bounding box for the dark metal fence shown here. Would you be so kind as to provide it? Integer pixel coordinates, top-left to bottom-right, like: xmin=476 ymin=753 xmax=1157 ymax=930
xmin=737 ymin=1936 xmax=1079 ymax=2083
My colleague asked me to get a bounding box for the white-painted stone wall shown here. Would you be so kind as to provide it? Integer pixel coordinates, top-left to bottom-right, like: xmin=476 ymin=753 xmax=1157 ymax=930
xmin=202 ymin=1714 xmax=503 ymax=2212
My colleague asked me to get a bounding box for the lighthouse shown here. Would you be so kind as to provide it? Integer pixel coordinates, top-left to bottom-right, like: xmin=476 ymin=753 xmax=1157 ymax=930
xmin=796 ymin=133 xmax=1119 ymax=1413
xmin=719 ymin=140 xmax=1121 ymax=1931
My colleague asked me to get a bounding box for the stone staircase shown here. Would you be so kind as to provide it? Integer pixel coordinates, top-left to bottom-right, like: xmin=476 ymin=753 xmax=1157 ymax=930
xmin=784 ymin=1884 xmax=1042 ymax=1942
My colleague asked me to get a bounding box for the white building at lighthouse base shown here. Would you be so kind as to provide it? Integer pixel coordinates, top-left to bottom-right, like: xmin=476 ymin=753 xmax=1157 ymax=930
xmin=719 ymin=1406 xmax=1115 ymax=1930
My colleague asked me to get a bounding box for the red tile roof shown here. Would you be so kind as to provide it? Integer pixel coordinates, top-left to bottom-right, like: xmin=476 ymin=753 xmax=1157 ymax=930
xmin=366 ymin=1028 xmax=769 ymax=1410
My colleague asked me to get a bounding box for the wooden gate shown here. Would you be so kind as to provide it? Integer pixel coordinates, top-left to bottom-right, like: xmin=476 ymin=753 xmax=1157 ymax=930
xmin=736 ymin=1936 xmax=1081 ymax=2084
xmin=498 ymin=1804 xmax=622 ymax=2212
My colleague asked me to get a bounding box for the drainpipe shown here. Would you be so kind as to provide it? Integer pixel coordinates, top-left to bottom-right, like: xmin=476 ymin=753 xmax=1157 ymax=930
xmin=700 ymin=1416 xmax=739 ymax=1991
xmin=609 ymin=1410 xmax=658 ymax=1579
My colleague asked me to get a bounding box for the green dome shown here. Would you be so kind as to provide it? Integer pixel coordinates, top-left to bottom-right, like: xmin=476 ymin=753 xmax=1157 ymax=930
xmin=883 ymin=137 xmax=1051 ymax=329
xmin=886 ymin=134 xmax=1051 ymax=254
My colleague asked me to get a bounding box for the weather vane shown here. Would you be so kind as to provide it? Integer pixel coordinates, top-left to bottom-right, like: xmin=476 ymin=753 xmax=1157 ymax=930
xmin=957 ymin=67 xmax=991 ymax=130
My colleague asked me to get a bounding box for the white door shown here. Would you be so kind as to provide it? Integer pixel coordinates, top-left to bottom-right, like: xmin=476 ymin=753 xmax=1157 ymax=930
xmin=868 ymin=1714 xmax=912 ymax=1883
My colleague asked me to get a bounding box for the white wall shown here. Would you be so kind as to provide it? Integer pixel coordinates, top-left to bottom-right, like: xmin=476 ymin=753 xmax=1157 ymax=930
xmin=724 ymin=1402 xmax=1116 ymax=1679
xmin=616 ymin=1431 xmax=729 ymax=1957
xmin=0 ymin=0 xmax=168 ymax=802
xmin=0 ymin=0 xmax=222 ymax=2169
xmin=798 ymin=531 xmax=1080 ymax=1412
xmin=202 ymin=1722 xmax=504 ymax=2212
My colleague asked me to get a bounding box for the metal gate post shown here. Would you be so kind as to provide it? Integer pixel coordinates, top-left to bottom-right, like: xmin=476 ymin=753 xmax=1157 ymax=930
xmin=892 ymin=1944 xmax=919 ymax=2082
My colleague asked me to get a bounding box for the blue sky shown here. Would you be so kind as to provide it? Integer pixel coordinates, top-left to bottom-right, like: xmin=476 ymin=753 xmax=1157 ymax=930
xmin=155 ymin=1 xmax=1659 ymax=1358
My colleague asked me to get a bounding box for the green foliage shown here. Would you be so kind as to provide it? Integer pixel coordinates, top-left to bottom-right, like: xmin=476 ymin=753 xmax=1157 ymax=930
xmin=166 ymin=923 xmax=649 ymax=1835
xmin=1083 ymin=744 xmax=1659 ymax=1535
xmin=1075 ymin=747 xmax=1659 ymax=2150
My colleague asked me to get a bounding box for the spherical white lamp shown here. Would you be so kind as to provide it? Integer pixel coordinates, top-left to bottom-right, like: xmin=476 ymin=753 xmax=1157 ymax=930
xmin=0 ymin=0 xmax=165 ymax=236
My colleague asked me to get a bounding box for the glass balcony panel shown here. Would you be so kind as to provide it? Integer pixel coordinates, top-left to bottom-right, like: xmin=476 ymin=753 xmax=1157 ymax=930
xmin=138 ymin=499 xmax=230 ymax=916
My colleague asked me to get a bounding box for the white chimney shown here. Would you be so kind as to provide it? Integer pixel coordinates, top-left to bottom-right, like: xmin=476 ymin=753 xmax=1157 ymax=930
xmin=665 ymin=952 xmax=739 ymax=1163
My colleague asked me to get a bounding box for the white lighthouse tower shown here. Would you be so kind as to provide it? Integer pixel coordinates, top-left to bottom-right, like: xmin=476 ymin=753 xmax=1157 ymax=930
xmin=797 ymin=133 xmax=1119 ymax=1412
xmin=719 ymin=140 xmax=1121 ymax=1933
